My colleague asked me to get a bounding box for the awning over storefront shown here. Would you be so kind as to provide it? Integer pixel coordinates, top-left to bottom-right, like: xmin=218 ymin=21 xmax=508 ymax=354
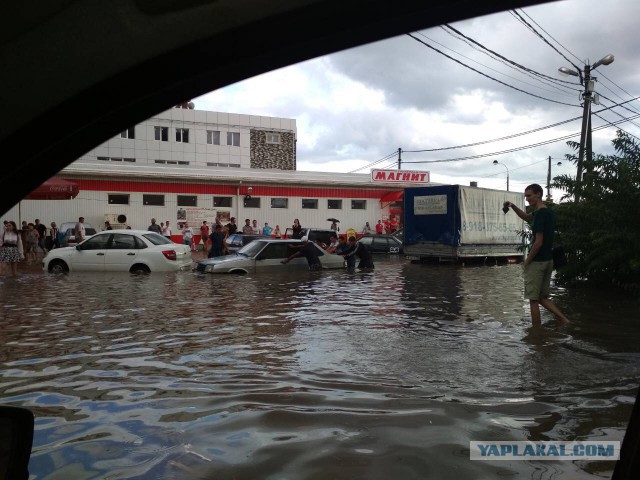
xmin=380 ymin=190 xmax=404 ymax=204
xmin=24 ymin=177 xmax=80 ymax=200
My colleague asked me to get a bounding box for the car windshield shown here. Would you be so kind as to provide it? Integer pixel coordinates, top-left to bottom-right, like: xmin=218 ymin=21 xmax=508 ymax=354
xmin=143 ymin=233 xmax=172 ymax=245
xmin=237 ymin=240 xmax=269 ymax=257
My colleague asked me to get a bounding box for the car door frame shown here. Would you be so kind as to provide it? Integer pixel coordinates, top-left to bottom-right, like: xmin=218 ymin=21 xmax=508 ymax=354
xmin=69 ymin=233 xmax=112 ymax=271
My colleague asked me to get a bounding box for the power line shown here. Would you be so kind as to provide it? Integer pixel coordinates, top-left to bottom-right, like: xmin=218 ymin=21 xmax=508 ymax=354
xmin=592 ymin=111 xmax=640 ymax=142
xmin=402 ymin=97 xmax=640 ymax=153
xmin=437 ymin=27 xmax=578 ymax=95
xmin=509 ymin=10 xmax=583 ymax=74
xmin=442 ymin=24 xmax=579 ymax=87
xmin=516 ymin=9 xmax=583 ymax=65
xmin=348 ymin=151 xmax=398 ymax=173
xmin=598 ymin=71 xmax=640 ymax=108
xmin=407 ymin=33 xmax=578 ymax=107
xmin=401 ymin=112 xmax=640 ymax=164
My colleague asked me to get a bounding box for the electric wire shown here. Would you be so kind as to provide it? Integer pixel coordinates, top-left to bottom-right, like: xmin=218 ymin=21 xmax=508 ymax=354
xmin=407 ymin=33 xmax=578 ymax=107
xmin=592 ymin=111 xmax=640 ymax=142
xmin=401 ymin=112 xmax=640 ymax=164
xmin=417 ymin=26 xmax=579 ymax=95
xmin=509 ymin=10 xmax=584 ymax=74
xmin=402 ymin=97 xmax=640 ymax=153
xmin=436 ymin=27 xmax=578 ymax=95
xmin=516 ymin=9 xmax=583 ymax=65
xmin=348 ymin=151 xmax=398 ymax=173
xmin=441 ymin=24 xmax=579 ymax=87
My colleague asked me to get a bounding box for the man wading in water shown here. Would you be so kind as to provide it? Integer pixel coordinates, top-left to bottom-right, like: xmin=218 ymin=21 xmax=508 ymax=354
xmin=503 ymin=183 xmax=569 ymax=326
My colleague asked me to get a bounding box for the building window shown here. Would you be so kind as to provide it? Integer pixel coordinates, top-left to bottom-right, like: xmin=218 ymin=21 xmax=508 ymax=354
xmin=214 ymin=196 xmax=232 ymax=208
xmin=227 ymin=132 xmax=240 ymax=147
xmin=154 ymin=160 xmax=188 ymax=165
xmin=154 ymin=126 xmax=168 ymax=141
xmin=108 ymin=194 xmax=129 ymax=205
xmin=123 ymin=158 xmax=136 ymax=162
xmin=120 ymin=127 xmax=135 ymax=139
xmin=143 ymin=194 xmax=165 ymax=206
xmin=271 ymin=198 xmax=288 ymax=209
xmin=97 ymin=156 xmax=109 ymax=161
xmin=244 ymin=197 xmax=260 ymax=208
xmin=110 ymin=157 xmax=122 ymax=162
xmin=351 ymin=199 xmax=367 ymax=210
xmin=176 ymin=128 xmax=189 ymax=143
xmin=266 ymin=132 xmax=281 ymax=144
xmin=207 ymin=130 xmax=221 ymax=145
xmin=177 ymin=195 xmax=197 ymax=207
xmin=302 ymin=199 xmax=318 ymax=209
xmin=328 ymin=199 xmax=342 ymax=209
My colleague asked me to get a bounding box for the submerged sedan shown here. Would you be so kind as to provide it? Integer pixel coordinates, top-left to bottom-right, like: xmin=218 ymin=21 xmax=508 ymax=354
xmin=43 ymin=230 xmax=192 ymax=273
xmin=194 ymin=238 xmax=345 ymax=273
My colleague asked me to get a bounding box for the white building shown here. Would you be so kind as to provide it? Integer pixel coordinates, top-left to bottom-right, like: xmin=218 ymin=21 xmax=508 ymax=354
xmin=7 ymin=106 xmax=426 ymax=240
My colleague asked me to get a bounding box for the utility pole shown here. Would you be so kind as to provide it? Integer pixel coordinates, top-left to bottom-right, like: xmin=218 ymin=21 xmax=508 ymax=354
xmin=546 ymin=155 xmax=552 ymax=201
xmin=576 ymin=64 xmax=591 ymax=195
xmin=559 ymin=54 xmax=614 ymax=201
xmin=397 ymin=148 xmax=402 ymax=170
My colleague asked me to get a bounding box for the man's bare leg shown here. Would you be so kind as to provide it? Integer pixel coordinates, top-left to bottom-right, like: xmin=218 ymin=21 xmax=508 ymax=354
xmin=529 ymin=300 xmax=542 ymax=327
xmin=540 ymin=297 xmax=569 ymax=323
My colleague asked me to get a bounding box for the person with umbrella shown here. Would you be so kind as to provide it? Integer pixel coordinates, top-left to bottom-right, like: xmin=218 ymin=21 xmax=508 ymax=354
xmin=327 ymin=218 xmax=340 ymax=232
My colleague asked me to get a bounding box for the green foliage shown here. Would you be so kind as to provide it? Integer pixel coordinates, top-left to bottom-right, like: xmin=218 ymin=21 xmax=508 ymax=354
xmin=552 ymin=131 xmax=640 ymax=293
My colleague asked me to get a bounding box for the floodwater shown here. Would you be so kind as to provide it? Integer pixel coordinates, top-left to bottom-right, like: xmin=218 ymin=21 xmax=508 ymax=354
xmin=1 ymin=257 xmax=639 ymax=479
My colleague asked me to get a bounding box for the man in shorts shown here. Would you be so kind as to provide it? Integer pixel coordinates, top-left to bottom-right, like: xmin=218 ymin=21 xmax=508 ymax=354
xmin=504 ymin=183 xmax=569 ymax=326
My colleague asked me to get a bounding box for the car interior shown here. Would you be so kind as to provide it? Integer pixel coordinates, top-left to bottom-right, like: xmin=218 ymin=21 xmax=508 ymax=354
xmin=1 ymin=0 xmax=638 ymax=478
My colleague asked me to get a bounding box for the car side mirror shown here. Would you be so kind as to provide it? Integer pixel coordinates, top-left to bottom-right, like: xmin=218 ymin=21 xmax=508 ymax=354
xmin=0 ymin=406 xmax=34 ymax=480
xmin=256 ymin=254 xmax=265 ymax=261
xmin=75 ymin=244 xmax=82 ymax=250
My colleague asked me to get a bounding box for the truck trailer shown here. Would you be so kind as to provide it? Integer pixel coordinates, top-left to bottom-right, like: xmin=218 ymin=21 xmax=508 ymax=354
xmin=403 ymin=184 xmax=525 ymax=262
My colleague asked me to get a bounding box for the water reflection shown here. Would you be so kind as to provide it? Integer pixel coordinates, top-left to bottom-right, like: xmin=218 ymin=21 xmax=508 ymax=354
xmin=1 ymin=259 xmax=639 ymax=479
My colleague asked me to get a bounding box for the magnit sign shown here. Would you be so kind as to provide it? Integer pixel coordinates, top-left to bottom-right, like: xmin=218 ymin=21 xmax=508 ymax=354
xmin=371 ymin=169 xmax=430 ymax=183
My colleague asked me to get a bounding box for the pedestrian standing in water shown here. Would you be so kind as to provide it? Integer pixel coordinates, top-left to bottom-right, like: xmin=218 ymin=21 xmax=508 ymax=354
xmin=208 ymin=224 xmax=228 ymax=258
xmin=342 ymin=236 xmax=375 ymax=270
xmin=182 ymin=222 xmax=194 ymax=251
xmin=503 ymin=183 xmax=569 ymax=326
xmin=0 ymin=221 xmax=24 ymax=275
xmin=281 ymin=236 xmax=322 ymax=271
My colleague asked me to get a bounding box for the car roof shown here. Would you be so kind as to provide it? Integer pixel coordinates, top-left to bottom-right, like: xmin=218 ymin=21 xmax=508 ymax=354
xmin=92 ymin=230 xmax=163 ymax=235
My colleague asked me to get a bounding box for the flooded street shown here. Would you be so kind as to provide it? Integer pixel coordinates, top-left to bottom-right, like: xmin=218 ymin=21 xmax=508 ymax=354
xmin=1 ymin=257 xmax=639 ymax=479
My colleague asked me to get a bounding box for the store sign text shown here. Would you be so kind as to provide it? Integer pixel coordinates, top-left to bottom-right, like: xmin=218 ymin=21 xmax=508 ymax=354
xmin=371 ymin=169 xmax=430 ymax=183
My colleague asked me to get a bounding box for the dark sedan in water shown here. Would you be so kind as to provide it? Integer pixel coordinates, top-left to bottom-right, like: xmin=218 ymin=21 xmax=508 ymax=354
xmin=357 ymin=234 xmax=403 ymax=254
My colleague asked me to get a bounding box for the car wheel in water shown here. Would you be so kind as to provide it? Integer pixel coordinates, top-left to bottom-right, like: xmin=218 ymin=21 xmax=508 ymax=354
xmin=49 ymin=260 xmax=69 ymax=273
xmin=130 ymin=264 xmax=150 ymax=274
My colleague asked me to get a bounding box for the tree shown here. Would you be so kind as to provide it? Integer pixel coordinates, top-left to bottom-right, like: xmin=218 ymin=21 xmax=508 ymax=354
xmin=552 ymin=131 xmax=640 ymax=292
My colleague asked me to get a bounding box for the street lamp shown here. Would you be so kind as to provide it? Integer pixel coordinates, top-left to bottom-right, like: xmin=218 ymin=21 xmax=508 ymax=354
xmin=559 ymin=54 xmax=614 ymax=200
xmin=546 ymin=157 xmax=562 ymax=201
xmin=492 ymin=160 xmax=509 ymax=191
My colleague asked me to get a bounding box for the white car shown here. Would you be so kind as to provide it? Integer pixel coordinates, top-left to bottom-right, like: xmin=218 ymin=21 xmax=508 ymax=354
xmin=43 ymin=230 xmax=192 ymax=273
xmin=194 ymin=238 xmax=345 ymax=274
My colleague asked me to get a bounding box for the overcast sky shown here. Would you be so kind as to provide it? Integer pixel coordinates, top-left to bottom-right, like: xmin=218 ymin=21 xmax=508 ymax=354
xmin=196 ymin=0 xmax=640 ymax=198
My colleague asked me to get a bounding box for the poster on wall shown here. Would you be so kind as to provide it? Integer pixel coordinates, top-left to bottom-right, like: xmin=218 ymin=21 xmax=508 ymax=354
xmin=176 ymin=207 xmax=217 ymax=230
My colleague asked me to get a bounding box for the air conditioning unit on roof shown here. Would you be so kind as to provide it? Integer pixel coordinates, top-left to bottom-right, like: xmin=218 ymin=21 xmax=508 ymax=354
xmin=104 ymin=213 xmax=128 ymax=229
